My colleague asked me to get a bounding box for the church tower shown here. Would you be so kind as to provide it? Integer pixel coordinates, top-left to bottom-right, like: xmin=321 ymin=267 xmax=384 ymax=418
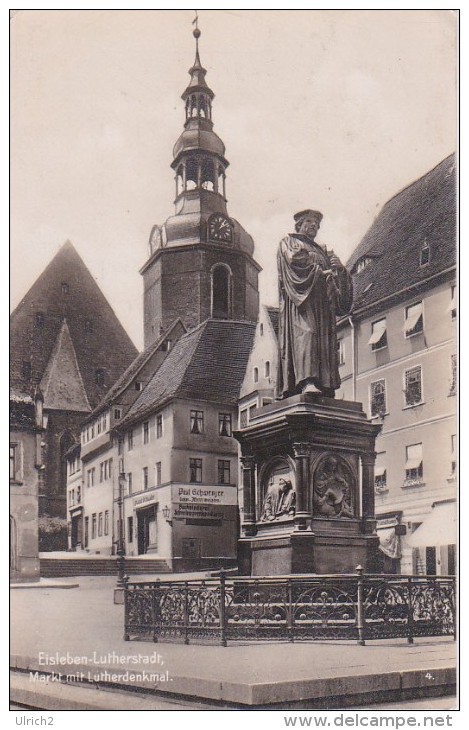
xmin=141 ymin=23 xmax=260 ymax=347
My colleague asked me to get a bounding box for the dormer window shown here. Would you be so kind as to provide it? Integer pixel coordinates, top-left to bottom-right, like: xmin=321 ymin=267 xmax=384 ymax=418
xmin=419 ymin=241 xmax=430 ymax=267
xmin=354 ymin=256 xmax=372 ymax=274
xmin=135 ymin=381 xmax=142 ymax=391
xmin=61 ymin=282 xmax=69 ymax=294
xmin=35 ymin=312 xmax=45 ymax=328
xmin=95 ymin=369 xmax=105 ymax=386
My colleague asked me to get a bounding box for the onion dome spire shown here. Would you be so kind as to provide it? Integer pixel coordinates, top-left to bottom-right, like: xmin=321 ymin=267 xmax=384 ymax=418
xmin=171 ymin=14 xmax=228 ymax=213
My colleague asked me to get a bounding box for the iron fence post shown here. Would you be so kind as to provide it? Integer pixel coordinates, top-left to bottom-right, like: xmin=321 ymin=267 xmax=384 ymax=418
xmin=356 ymin=565 xmax=365 ymax=645
xmin=152 ymin=580 xmax=160 ymax=643
xmin=288 ymin=579 xmax=294 ymax=642
xmin=407 ymin=576 xmax=414 ymax=644
xmin=184 ymin=581 xmax=189 ymax=645
xmin=123 ymin=579 xmax=130 ymax=641
xmin=220 ymin=570 xmax=227 ymax=647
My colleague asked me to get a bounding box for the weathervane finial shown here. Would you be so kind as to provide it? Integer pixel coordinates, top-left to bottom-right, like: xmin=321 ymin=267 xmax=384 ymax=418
xmin=192 ymin=10 xmax=200 ymax=39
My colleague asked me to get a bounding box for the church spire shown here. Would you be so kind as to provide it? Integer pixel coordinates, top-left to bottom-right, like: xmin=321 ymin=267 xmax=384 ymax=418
xmin=192 ymin=12 xmax=202 ymax=69
xmin=171 ymin=16 xmax=228 ymax=213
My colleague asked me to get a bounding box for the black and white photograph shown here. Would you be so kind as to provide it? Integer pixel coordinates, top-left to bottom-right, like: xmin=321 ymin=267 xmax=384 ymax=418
xmin=9 ymin=8 xmax=458 ymax=720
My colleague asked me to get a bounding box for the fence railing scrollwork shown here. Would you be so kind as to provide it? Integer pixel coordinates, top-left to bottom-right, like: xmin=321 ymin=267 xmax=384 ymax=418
xmin=123 ymin=570 xmax=455 ymax=646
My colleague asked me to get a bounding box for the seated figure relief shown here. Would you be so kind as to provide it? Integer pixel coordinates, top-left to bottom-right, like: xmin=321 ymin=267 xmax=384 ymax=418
xmin=260 ymin=476 xmax=296 ymax=522
xmin=313 ymin=455 xmax=354 ymax=519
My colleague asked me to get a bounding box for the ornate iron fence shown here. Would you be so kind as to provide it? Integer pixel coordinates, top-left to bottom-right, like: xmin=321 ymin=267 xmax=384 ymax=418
xmin=123 ymin=569 xmax=455 ymax=645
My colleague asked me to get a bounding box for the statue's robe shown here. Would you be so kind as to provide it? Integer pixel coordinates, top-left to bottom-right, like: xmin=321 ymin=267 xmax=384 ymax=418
xmin=276 ymin=234 xmax=353 ymax=398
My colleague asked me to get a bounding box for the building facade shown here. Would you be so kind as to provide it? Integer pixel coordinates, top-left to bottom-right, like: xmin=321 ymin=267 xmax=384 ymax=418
xmin=66 ymin=320 xmax=185 ymax=554
xmin=337 ymin=154 xmax=457 ymax=575
xmin=114 ymin=319 xmax=255 ymax=570
xmin=10 ymin=388 xmax=46 ymax=581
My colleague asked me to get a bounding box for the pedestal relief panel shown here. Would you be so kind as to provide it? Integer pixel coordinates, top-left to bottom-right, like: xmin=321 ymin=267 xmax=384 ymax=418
xmin=312 ymin=454 xmax=356 ymax=519
xmin=259 ymin=459 xmax=296 ymax=522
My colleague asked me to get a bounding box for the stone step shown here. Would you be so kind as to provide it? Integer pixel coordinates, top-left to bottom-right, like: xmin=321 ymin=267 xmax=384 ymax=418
xmin=40 ymin=558 xmax=171 ymax=577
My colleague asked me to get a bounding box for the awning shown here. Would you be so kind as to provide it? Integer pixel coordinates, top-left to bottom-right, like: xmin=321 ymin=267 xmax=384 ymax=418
xmin=368 ymin=320 xmax=386 ymax=345
xmin=403 ymin=303 xmax=423 ymax=333
xmin=405 ymin=458 xmax=422 ymax=471
xmin=375 ymin=466 xmax=386 ymax=478
xmin=377 ymin=526 xmax=401 ymax=559
xmin=407 ymin=501 xmax=457 ymax=548
xmin=446 ymin=294 xmax=456 ymax=313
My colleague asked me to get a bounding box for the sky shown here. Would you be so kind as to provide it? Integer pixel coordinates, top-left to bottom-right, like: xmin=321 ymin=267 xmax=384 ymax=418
xmin=10 ymin=9 xmax=457 ymax=350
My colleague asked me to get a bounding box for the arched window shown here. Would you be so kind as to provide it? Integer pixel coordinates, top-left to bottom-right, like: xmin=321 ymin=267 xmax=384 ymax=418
xmin=201 ymin=159 xmax=215 ymax=191
xmin=185 ymin=157 xmax=198 ymax=190
xmin=211 ymin=264 xmax=232 ymax=319
xmin=176 ymin=165 xmax=184 ymax=196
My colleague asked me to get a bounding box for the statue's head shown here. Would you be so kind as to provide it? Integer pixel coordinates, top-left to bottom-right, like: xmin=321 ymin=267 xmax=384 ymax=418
xmin=294 ymin=209 xmax=323 ymax=239
xmin=279 ymin=478 xmax=292 ymax=493
xmin=323 ymin=456 xmax=337 ymax=473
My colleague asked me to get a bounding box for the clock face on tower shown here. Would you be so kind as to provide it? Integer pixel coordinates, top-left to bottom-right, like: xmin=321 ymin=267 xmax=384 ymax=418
xmin=208 ymin=213 xmax=233 ymax=243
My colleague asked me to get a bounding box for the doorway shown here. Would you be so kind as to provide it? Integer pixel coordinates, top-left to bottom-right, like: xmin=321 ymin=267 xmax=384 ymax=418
xmin=137 ymin=505 xmax=158 ymax=554
xmin=71 ymin=514 xmax=83 ymax=549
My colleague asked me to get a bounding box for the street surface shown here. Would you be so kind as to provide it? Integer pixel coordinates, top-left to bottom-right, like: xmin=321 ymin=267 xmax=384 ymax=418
xmin=10 ymin=575 xmax=457 ymax=710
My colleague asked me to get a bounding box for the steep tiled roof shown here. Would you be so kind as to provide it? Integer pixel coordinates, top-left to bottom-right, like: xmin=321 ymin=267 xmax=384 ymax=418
xmin=347 ymin=154 xmax=456 ymax=315
xmin=119 ymin=319 xmax=256 ymax=427
xmin=266 ymin=306 xmax=279 ymax=336
xmin=39 ymin=320 xmax=91 ymax=412
xmin=85 ymin=319 xmax=185 ymax=420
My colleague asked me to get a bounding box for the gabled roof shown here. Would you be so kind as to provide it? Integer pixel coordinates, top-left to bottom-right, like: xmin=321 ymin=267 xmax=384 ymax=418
xmin=118 ymin=319 xmax=256 ymax=427
xmin=85 ymin=318 xmax=186 ymax=421
xmin=39 ymin=320 xmax=91 ymax=412
xmin=347 ymin=154 xmax=456 ymax=314
xmin=10 ymin=240 xmax=137 ymax=409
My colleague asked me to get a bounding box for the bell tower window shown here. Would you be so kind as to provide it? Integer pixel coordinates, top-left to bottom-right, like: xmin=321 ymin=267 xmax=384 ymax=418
xmin=185 ymin=157 xmax=198 ymax=190
xmin=176 ymin=165 xmax=184 ymax=197
xmin=217 ymin=167 xmax=226 ymax=198
xmin=211 ymin=264 xmax=232 ymax=319
xmin=201 ymin=159 xmax=215 ymax=191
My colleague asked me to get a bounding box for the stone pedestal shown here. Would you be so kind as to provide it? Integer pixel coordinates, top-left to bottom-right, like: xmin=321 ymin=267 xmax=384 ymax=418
xmin=234 ymin=393 xmax=381 ymax=576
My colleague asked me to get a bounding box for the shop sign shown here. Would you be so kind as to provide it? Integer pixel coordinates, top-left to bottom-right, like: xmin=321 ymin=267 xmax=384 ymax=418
xmin=171 ymin=484 xmax=237 ymax=506
xmin=133 ymin=492 xmax=158 ymax=507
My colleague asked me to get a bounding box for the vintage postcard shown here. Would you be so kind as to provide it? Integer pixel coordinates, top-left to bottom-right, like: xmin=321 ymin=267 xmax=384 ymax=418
xmin=9 ymin=8 xmax=458 ymax=722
